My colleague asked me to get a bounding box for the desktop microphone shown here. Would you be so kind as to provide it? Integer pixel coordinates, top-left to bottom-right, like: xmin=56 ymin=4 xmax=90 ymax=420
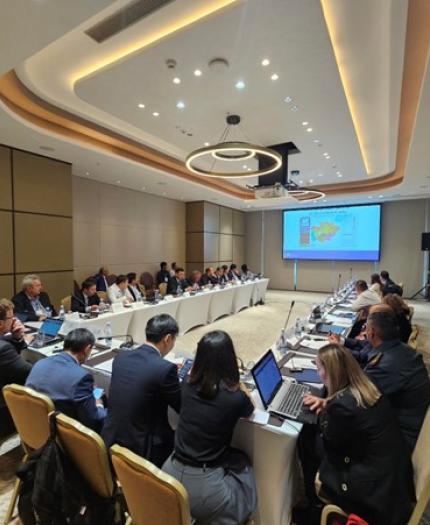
xmin=96 ymin=334 xmax=134 ymax=349
xmin=337 ymin=273 xmax=342 ymax=291
xmin=283 ymin=300 xmax=296 ymax=331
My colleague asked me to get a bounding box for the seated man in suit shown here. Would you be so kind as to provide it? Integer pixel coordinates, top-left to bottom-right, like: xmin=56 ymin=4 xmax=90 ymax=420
xmin=71 ymin=278 xmax=100 ymax=313
xmin=167 ymin=267 xmax=191 ymax=295
xmin=350 ymin=279 xmax=381 ymax=312
xmin=102 ymin=314 xmax=181 ymax=467
xmin=228 ymin=263 xmax=241 ymax=281
xmin=0 ymin=299 xmax=33 ymax=437
xmin=108 ymin=275 xmax=134 ymax=304
xmin=156 ymin=262 xmax=171 ymax=286
xmin=199 ymin=267 xmax=219 ymax=287
xmin=215 ymin=267 xmax=228 ymax=284
xmin=94 ymin=266 xmax=110 ymax=292
xmin=380 ymin=270 xmax=403 ymax=296
xmin=26 ymin=328 xmax=106 ymax=432
xmin=188 ymin=270 xmax=202 ymax=291
xmin=12 ymin=274 xmax=57 ymax=322
xmin=127 ymin=273 xmax=143 ymax=302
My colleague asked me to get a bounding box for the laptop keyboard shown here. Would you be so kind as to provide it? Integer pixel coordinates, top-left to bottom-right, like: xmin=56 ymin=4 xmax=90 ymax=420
xmin=278 ymin=383 xmax=310 ymax=418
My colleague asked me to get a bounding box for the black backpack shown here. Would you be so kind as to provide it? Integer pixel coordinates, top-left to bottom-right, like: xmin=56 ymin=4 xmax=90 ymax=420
xmin=16 ymin=414 xmax=124 ymax=525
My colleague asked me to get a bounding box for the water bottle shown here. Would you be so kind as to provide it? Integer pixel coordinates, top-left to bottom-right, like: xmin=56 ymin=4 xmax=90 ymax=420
xmin=104 ymin=322 xmax=112 ymax=348
xmin=295 ymin=318 xmax=302 ymax=337
xmin=177 ymin=285 xmax=183 ymax=295
xmin=59 ymin=304 xmax=65 ymax=319
xmin=99 ymin=298 xmax=106 ymax=313
xmin=45 ymin=307 xmax=52 ymax=319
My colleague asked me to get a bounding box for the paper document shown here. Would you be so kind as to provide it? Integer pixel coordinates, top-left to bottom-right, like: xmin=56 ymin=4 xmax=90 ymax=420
xmin=300 ymin=339 xmax=328 ymax=351
xmin=284 ymin=356 xmax=317 ymax=370
xmin=248 ymin=408 xmax=270 ymax=425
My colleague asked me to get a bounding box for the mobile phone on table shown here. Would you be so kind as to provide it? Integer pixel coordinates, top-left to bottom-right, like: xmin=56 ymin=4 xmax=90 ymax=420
xmin=93 ymin=387 xmax=104 ymax=400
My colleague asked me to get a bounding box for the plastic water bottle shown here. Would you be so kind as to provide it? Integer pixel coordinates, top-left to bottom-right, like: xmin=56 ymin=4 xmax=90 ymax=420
xmin=45 ymin=307 xmax=52 ymax=319
xmin=59 ymin=304 xmax=65 ymax=319
xmin=295 ymin=318 xmax=302 ymax=337
xmin=104 ymin=322 xmax=112 ymax=348
xmin=99 ymin=298 xmax=106 ymax=313
xmin=177 ymin=285 xmax=183 ymax=295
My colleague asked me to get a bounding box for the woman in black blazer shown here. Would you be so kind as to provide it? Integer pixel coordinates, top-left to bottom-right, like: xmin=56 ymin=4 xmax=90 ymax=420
xmin=304 ymin=344 xmax=415 ymax=525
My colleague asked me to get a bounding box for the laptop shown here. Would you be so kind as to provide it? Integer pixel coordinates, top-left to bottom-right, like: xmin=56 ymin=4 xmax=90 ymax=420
xmin=251 ymin=350 xmax=311 ymax=420
xmin=38 ymin=318 xmax=64 ymax=345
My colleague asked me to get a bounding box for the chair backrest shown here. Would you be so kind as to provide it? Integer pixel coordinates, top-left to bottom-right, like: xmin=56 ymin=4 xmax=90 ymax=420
xmin=409 ymin=406 xmax=430 ymax=524
xmin=3 ymin=384 xmax=54 ymax=452
xmin=408 ymin=324 xmax=419 ymax=350
xmin=55 ymin=413 xmax=114 ymax=498
xmin=111 ymin=445 xmax=190 ymax=525
xmin=97 ymin=291 xmax=108 ymax=302
xmin=61 ymin=295 xmax=72 ymax=312
xmin=159 ymin=282 xmax=168 ymax=297
xmin=140 ymin=272 xmax=154 ymax=290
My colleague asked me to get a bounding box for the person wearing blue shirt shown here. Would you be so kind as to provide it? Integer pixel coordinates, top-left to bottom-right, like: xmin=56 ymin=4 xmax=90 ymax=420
xmin=26 ymin=328 xmax=106 ymax=432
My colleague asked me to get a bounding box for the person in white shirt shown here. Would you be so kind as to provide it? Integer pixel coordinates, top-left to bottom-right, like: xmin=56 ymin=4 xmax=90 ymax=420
xmin=170 ymin=262 xmax=177 ymax=278
xmin=127 ymin=273 xmax=143 ymax=302
xmin=369 ymin=273 xmax=383 ymax=297
xmin=351 ymin=280 xmax=381 ymax=312
xmin=108 ymin=275 xmax=134 ymax=304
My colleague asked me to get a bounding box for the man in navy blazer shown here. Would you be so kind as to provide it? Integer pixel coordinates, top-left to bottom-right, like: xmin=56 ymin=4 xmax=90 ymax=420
xmin=102 ymin=314 xmax=181 ymax=467
xmin=26 ymin=328 xmax=106 ymax=432
xmin=94 ymin=266 xmax=110 ymax=292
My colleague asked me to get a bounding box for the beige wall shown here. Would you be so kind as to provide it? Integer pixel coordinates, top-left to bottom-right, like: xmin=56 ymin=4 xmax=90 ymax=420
xmin=0 ymin=145 xmax=73 ymax=308
xmin=245 ymin=199 xmax=429 ymax=297
xmin=186 ymin=201 xmax=245 ymax=273
xmin=73 ymin=177 xmax=186 ymax=284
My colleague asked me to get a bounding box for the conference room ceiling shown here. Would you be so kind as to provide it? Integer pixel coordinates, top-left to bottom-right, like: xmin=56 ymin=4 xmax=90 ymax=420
xmin=0 ymin=0 xmax=429 ymax=211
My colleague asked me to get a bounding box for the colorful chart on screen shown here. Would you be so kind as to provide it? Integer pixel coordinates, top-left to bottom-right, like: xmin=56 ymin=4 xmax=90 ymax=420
xmin=282 ymin=204 xmax=381 ymax=261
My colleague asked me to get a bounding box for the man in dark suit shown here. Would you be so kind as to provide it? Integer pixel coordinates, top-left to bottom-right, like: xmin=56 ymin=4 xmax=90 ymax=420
xmin=71 ymin=278 xmax=100 ymax=313
xmin=12 ymin=274 xmax=57 ymax=322
xmin=156 ymin=262 xmax=171 ymax=286
xmin=0 ymin=299 xmax=33 ymax=436
xmin=26 ymin=328 xmax=106 ymax=432
xmin=102 ymin=314 xmax=181 ymax=467
xmin=228 ymin=263 xmax=240 ymax=281
xmin=94 ymin=266 xmax=110 ymax=292
xmin=167 ymin=267 xmax=191 ymax=295
xmin=380 ymin=270 xmax=403 ymax=296
xmin=199 ymin=267 xmax=219 ymax=287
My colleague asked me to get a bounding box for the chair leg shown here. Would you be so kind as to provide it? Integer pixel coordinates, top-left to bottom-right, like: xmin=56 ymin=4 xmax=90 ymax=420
xmin=4 ymin=452 xmax=28 ymax=525
xmin=4 ymin=477 xmax=22 ymax=524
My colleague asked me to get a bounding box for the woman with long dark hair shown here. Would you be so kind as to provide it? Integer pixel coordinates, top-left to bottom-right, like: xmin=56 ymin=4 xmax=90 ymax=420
xmin=163 ymin=330 xmax=257 ymax=525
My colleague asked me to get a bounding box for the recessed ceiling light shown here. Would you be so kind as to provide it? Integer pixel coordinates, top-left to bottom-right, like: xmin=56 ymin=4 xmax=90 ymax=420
xmin=247 ymin=167 xmax=252 ymax=171
xmin=86 ymin=171 xmax=90 ymax=176
xmin=235 ymin=80 xmax=245 ymax=90
xmin=204 ymin=142 xmax=210 ymax=147
xmin=337 ymin=173 xmax=343 ymax=178
xmin=116 ymin=180 xmax=121 ymax=184
xmin=242 ymin=165 xmax=247 ymax=169
xmin=290 ymin=105 xmax=298 ymax=111
xmin=325 ymin=155 xmax=331 ymax=160
xmin=318 ymin=173 xmax=323 ymax=177
xmin=302 ymin=121 xmax=309 ymax=126
xmin=322 ymin=199 xmax=327 ymax=203
xmin=270 ymin=73 xmax=279 ymax=81
xmin=261 ymin=58 xmax=270 ymax=66
xmin=284 ymin=96 xmax=293 ymax=103
xmin=194 ymin=69 xmax=202 ymax=77
xmin=313 ymin=139 xmax=320 ymax=144
xmin=323 ymin=152 xmax=329 ymax=156
xmin=152 ymin=111 xmax=159 ymax=117
xmin=173 ymin=77 xmax=181 ymax=84
xmin=378 ymin=194 xmax=384 ymax=198
xmin=306 ymin=127 xmax=313 ymax=132
xmin=336 ymin=171 xmax=341 ymax=175
xmin=176 ymin=101 xmax=185 ymax=109
xmin=299 ymin=180 xmax=304 ymax=184
xmin=309 ymin=179 xmax=314 ymax=183
xmin=138 ymin=103 xmax=145 ymax=108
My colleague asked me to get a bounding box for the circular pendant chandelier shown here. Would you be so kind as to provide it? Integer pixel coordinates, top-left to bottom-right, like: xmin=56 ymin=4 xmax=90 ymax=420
xmin=185 ymin=115 xmax=282 ymax=178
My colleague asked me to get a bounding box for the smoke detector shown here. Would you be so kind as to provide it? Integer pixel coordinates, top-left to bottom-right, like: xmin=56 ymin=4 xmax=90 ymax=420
xmin=166 ymin=58 xmax=177 ymax=69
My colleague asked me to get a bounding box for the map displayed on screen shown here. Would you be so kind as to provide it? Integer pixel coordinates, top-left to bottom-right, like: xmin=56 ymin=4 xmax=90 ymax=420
xmin=282 ymin=204 xmax=381 ymax=261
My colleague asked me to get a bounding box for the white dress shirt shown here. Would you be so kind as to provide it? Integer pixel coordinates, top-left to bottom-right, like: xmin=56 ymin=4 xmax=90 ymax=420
xmin=108 ymin=283 xmax=134 ymax=303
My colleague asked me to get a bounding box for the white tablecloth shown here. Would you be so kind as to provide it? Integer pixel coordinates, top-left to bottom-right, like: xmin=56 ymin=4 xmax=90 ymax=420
xmin=252 ymin=278 xmax=270 ymax=305
xmin=207 ymin=286 xmax=236 ymax=322
xmin=232 ymin=282 xmax=255 ymax=313
xmin=175 ymin=292 xmax=213 ymax=335
xmin=128 ymin=300 xmax=181 ymax=343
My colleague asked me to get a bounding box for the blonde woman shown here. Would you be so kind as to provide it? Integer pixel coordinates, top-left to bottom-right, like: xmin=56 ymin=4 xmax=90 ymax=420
xmin=299 ymin=344 xmax=414 ymax=525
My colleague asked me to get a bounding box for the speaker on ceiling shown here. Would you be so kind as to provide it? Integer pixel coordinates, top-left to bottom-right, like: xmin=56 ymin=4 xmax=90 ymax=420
xmin=421 ymin=232 xmax=430 ymax=251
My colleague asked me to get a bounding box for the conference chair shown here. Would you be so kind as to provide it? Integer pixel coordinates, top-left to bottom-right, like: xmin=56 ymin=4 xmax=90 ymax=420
xmin=319 ymin=406 xmax=430 ymax=525
xmin=110 ymin=444 xmax=192 ymax=525
xmin=158 ymin=282 xmax=168 ymax=297
xmin=408 ymin=324 xmax=419 ymax=350
xmin=55 ymin=413 xmax=115 ymax=499
xmin=97 ymin=291 xmax=108 ymax=302
xmin=2 ymin=384 xmax=55 ymax=524
xmin=61 ymin=295 xmax=72 ymax=312
xmin=140 ymin=272 xmax=154 ymax=291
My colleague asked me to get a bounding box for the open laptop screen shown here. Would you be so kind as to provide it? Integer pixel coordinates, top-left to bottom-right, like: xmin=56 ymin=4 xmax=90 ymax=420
xmin=41 ymin=318 xmax=63 ymax=337
xmin=251 ymin=350 xmax=283 ymax=409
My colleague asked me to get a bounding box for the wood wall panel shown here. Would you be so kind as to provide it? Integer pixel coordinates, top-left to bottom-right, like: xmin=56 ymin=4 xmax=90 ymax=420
xmin=0 ymin=211 xmax=13 ymax=274
xmin=0 ymin=146 xmax=12 ymax=210
xmin=14 ymin=213 xmax=73 ymax=273
xmin=13 ymin=150 xmax=72 ymax=216
xmin=219 ymin=206 xmax=233 ymax=235
xmin=204 ymin=202 xmax=220 ymax=233
xmin=219 ymin=234 xmax=233 ymax=261
xmin=204 ymin=232 xmax=219 ymax=262
xmin=186 ymin=202 xmax=204 ymax=232
xmin=233 ymin=210 xmax=245 ymax=235
xmin=0 ymin=275 xmax=14 ymax=300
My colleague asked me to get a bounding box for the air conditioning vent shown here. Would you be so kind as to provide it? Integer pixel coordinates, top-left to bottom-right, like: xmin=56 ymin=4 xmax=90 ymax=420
xmin=85 ymin=0 xmax=174 ymax=43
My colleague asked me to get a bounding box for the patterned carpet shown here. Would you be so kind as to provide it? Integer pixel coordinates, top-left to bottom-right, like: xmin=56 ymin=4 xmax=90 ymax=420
xmin=1 ymin=290 xmax=430 ymax=524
